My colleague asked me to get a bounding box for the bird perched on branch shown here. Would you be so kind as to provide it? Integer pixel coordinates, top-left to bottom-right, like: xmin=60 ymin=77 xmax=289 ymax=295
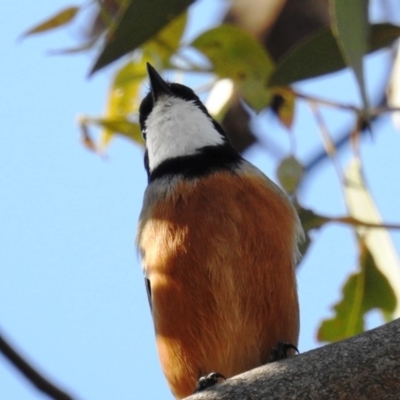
xmin=137 ymin=63 xmax=303 ymax=399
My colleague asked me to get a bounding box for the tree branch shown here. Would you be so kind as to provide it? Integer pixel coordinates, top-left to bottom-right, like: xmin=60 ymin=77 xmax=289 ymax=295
xmin=187 ymin=318 xmax=400 ymax=399
xmin=0 ymin=328 xmax=75 ymax=400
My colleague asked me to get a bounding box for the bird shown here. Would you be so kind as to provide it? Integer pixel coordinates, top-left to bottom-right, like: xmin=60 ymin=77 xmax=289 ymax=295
xmin=136 ymin=63 xmax=303 ymax=399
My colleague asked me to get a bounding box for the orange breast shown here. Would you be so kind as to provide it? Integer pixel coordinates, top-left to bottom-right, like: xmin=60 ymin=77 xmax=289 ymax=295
xmin=137 ymin=166 xmax=301 ymax=399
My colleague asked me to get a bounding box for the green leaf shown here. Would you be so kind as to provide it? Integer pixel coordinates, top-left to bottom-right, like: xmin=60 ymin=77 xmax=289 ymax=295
xmin=297 ymin=207 xmax=330 ymax=232
xmin=295 ymin=207 xmax=328 ymax=259
xmin=142 ymin=12 xmax=187 ymax=63
xmin=191 ymin=24 xmax=275 ymax=111
xmin=20 ymin=6 xmax=80 ymax=38
xmin=90 ymin=0 xmax=194 ymax=74
xmin=344 ymin=158 xmax=400 ymax=318
xmin=269 ymin=23 xmax=400 ymax=87
xmin=330 ymin=0 xmax=370 ymax=112
xmin=276 ymin=156 xmax=303 ymax=195
xmin=318 ymin=243 xmax=396 ymax=343
xmin=361 ymin=247 xmax=397 ymax=314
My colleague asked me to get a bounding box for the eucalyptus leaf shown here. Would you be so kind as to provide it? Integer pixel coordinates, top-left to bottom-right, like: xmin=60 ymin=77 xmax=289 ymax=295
xmin=318 ymin=243 xmax=396 ymax=343
xmin=90 ymin=0 xmax=194 ymax=74
xmin=330 ymin=0 xmax=370 ymax=112
xmin=142 ymin=12 xmax=187 ymax=63
xmin=269 ymin=23 xmax=400 ymax=86
xmin=276 ymin=155 xmax=303 ymax=194
xmin=191 ymin=24 xmax=274 ymax=111
xmin=100 ymin=59 xmax=147 ymax=149
xmin=21 ymin=6 xmax=80 ymax=39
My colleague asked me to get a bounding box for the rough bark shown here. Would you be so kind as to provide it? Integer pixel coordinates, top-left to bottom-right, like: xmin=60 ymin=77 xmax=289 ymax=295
xmin=187 ymin=318 xmax=400 ymax=399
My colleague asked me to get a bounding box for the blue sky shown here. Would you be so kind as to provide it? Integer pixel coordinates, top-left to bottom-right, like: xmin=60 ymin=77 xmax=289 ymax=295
xmin=1 ymin=1 xmax=400 ymax=399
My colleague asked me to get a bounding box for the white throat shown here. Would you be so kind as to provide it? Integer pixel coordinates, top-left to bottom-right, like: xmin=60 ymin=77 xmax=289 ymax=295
xmin=145 ymin=96 xmax=225 ymax=172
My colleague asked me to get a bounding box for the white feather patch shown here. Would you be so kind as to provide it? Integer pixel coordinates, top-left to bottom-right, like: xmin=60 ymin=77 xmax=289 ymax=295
xmin=145 ymin=95 xmax=225 ymax=171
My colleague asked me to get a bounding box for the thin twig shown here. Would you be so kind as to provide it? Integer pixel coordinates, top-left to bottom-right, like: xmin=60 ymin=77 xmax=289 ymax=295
xmin=332 ymin=215 xmax=400 ymax=230
xmin=290 ymin=88 xmax=360 ymax=112
xmin=290 ymin=88 xmax=400 ymax=116
xmin=0 ymin=329 xmax=75 ymax=400
xmin=308 ymin=101 xmax=344 ymax=182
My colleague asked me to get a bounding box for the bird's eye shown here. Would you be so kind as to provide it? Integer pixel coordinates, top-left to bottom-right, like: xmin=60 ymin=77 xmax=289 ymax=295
xmin=142 ymin=128 xmax=147 ymax=140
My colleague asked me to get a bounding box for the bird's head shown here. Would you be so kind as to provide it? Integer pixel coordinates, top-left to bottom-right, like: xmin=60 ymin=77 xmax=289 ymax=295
xmin=139 ymin=63 xmax=232 ymax=179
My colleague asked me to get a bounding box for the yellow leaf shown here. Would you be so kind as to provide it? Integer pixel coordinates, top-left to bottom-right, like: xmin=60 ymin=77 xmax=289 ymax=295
xmin=21 ymin=7 xmax=80 ymax=38
xmin=142 ymin=12 xmax=187 ymax=62
xmin=271 ymin=88 xmax=296 ymax=129
xmin=99 ymin=59 xmax=147 ymax=150
xmin=97 ymin=118 xmax=143 ymax=150
xmin=78 ymin=115 xmax=143 ymax=153
xmin=107 ymin=60 xmax=146 ymax=117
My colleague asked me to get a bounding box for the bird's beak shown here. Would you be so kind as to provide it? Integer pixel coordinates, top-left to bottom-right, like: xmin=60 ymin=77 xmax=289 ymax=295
xmin=147 ymin=63 xmax=173 ymax=102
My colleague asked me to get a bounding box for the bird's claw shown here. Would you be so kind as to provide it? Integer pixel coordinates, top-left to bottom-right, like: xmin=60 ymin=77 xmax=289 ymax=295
xmin=194 ymin=372 xmax=226 ymax=393
xmin=270 ymin=341 xmax=299 ymax=361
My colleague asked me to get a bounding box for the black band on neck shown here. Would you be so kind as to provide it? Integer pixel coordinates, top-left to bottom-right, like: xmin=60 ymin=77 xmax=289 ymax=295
xmin=148 ymin=145 xmax=242 ymax=182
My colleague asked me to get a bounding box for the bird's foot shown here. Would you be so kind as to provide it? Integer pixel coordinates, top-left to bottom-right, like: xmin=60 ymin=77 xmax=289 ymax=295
xmin=270 ymin=341 xmax=299 ymax=361
xmin=194 ymin=372 xmax=226 ymax=393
